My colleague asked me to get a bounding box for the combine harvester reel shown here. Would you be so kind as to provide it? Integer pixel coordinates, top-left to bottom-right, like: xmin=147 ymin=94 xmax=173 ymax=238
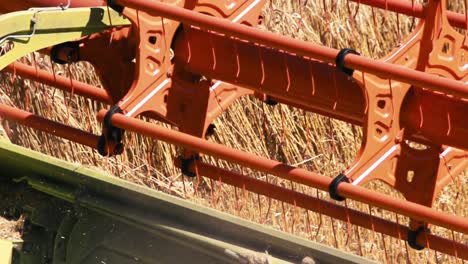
xmin=0 ymin=0 xmax=467 ymax=261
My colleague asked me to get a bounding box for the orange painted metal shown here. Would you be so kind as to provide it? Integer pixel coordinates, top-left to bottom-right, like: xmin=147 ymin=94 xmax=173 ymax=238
xmin=96 ymin=0 xmax=265 ymax=154
xmin=343 ymin=0 xmax=468 ymax=216
xmin=1 ymin=0 xmax=467 ymax=257
xmin=4 ymin=62 xmax=112 ymax=104
xmin=75 ymin=28 xmax=136 ymax=103
xmin=162 ymin=0 xmax=468 ymax=216
xmin=0 ymin=97 xmax=465 ymax=257
xmin=97 ymin=110 xmax=468 ymax=236
xmin=351 ymin=0 xmax=467 ymax=29
xmin=46 ymin=28 xmax=136 ymax=103
xmin=174 ymin=27 xmax=365 ymax=125
xmin=115 ymin=0 xmax=468 ymax=98
xmin=191 ymin=161 xmax=468 ymax=259
xmin=173 ymin=27 xmax=468 ymax=150
xmin=2 ymin=62 xmax=167 ymax=125
xmin=113 ymin=0 xmax=263 ymax=122
xmin=0 ymin=103 xmax=100 ymax=149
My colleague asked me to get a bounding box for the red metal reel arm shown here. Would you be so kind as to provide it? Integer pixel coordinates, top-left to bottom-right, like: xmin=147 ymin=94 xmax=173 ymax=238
xmin=401 ymin=91 xmax=468 ymax=151
xmin=173 ymin=27 xmax=365 ymax=125
xmin=0 ymin=0 xmax=105 ymax=13
xmin=111 ymin=0 xmax=468 ymax=152
xmin=192 ymin=161 xmax=468 ymax=259
xmin=92 ymin=0 xmax=267 ymax=158
xmin=0 ymin=103 xmax=100 ymax=149
xmin=2 ymin=62 xmax=169 ymax=124
xmin=45 ymin=27 xmax=136 ymax=103
xmin=350 ymin=0 xmax=467 ymax=29
xmin=114 ymin=0 xmax=468 ymax=99
xmin=0 ymin=100 xmax=464 ymax=257
xmin=97 ymin=110 xmax=468 ymax=235
xmin=1 ymin=0 xmax=464 ymax=29
xmin=3 ymin=62 xmax=112 ymax=104
xmin=75 ymin=27 xmax=136 ymax=103
xmin=173 ymin=27 xmax=468 ymax=151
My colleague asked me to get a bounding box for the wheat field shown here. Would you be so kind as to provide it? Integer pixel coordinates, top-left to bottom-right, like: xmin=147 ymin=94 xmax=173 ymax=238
xmin=0 ymin=0 xmax=467 ymax=263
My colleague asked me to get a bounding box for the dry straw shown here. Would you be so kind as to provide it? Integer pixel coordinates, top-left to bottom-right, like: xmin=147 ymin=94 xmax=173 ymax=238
xmin=0 ymin=0 xmax=466 ymax=263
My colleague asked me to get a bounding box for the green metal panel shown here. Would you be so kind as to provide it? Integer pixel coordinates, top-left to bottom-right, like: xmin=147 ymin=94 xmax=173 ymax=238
xmin=0 ymin=141 xmax=378 ymax=264
xmin=0 ymin=7 xmax=130 ymax=70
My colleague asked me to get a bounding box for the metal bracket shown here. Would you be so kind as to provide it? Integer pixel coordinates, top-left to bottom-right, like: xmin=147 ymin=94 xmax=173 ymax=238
xmin=0 ymin=0 xmax=73 ymax=46
xmin=335 ymin=48 xmax=360 ymax=76
xmin=329 ymin=173 xmax=350 ymax=201
xmin=28 ymin=0 xmax=71 ymax=11
xmin=179 ymin=155 xmax=201 ymax=177
xmin=0 ymin=6 xmax=130 ymax=70
xmin=407 ymin=226 xmax=429 ymax=250
xmin=97 ymin=105 xmax=124 ymax=156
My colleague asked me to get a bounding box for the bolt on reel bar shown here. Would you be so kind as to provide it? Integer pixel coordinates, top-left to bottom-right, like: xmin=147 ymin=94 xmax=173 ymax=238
xmin=0 ymin=0 xmax=467 ymax=261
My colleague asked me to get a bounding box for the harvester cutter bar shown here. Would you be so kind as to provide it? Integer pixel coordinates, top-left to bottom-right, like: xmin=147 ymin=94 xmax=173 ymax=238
xmin=0 ymin=0 xmax=466 ymax=259
xmin=0 ymin=141 xmax=376 ymax=264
